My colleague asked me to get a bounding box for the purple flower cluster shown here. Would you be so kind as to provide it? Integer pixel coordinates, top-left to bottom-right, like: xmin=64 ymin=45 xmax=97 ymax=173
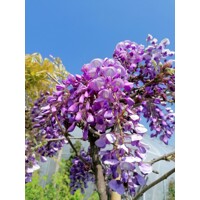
xmin=26 ymin=35 xmax=175 ymax=196
xmin=31 ymin=91 xmax=69 ymax=155
xmin=113 ymin=34 xmax=175 ymax=145
xmin=25 ymin=140 xmax=40 ymax=183
xmin=139 ymin=102 xmax=175 ymax=144
xmin=60 ymin=57 xmax=135 ymax=137
xmin=113 ymin=34 xmax=175 ymax=85
xmin=95 ymin=124 xmax=152 ymax=195
xmin=25 ymin=92 xmax=69 ymax=182
xmin=69 ymin=150 xmax=94 ymax=194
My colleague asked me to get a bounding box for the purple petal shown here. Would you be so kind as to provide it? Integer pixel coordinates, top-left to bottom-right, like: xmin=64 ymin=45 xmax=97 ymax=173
xmin=33 ymin=124 xmax=41 ymax=128
xmin=104 ymin=110 xmax=113 ymax=119
xmin=89 ymin=77 xmax=105 ymax=91
xmin=125 ymin=97 xmax=135 ymax=106
xmin=120 ymin=161 xmax=134 ymax=170
xmin=160 ymin=38 xmax=170 ymax=46
xmin=123 ymin=156 xmax=141 ymax=163
xmin=41 ymin=105 xmax=50 ymax=111
xmin=112 ymin=78 xmax=124 ymax=89
xmin=86 ymin=101 xmax=90 ymax=110
xmin=56 ymin=84 xmax=65 ymax=91
xmin=122 ymin=171 xmax=129 ymax=183
xmin=135 ymin=124 xmax=148 ymax=134
xmin=98 ymin=89 xmax=112 ymax=99
xmin=90 ymin=58 xmax=103 ymax=68
xmin=40 ymin=156 xmax=47 ymax=162
xmin=123 ymin=121 xmax=134 ymax=131
xmin=57 ymin=95 xmax=63 ymax=102
xmin=67 ymin=122 xmax=76 ymax=132
xmin=136 ymin=174 xmax=146 ymax=186
xmin=130 ymin=114 xmax=139 ymax=121
xmin=75 ymin=112 xmax=82 ymax=121
xmin=118 ymin=144 xmax=129 ymax=153
xmin=83 ymin=127 xmax=88 ymax=140
xmin=87 ymin=68 xmax=98 ymax=78
xmin=95 ymin=124 xmax=106 ymax=132
xmin=131 ymin=134 xmax=143 ymax=142
xmin=51 ymin=106 xmax=56 ymax=113
xmin=61 ymin=107 xmax=67 ymax=115
xmin=154 ymin=98 xmax=161 ymax=104
xmin=102 ymin=67 xmax=116 ymax=77
xmin=95 ymin=138 xmax=106 ymax=148
xmin=138 ymin=141 xmax=149 ymax=150
xmin=67 ymin=74 xmax=76 ymax=83
xmin=124 ymin=82 xmax=133 ymax=92
xmin=26 ymin=168 xmax=34 ymax=173
xmin=68 ymin=103 xmax=79 ymax=112
xmin=160 ymin=134 xmax=169 ymax=145
xmin=75 ymin=74 xmax=82 ymax=80
xmin=106 ymin=133 xmax=116 ymax=143
xmin=146 ymin=34 xmax=153 ymax=42
xmin=79 ymin=94 xmax=85 ymax=103
xmin=108 ymin=180 xmax=125 ymax=195
xmin=47 ymin=97 xmax=57 ymax=103
xmin=84 ymin=91 xmax=89 ymax=97
xmin=139 ymin=163 xmax=152 ymax=174
xmin=87 ymin=113 xmax=94 ymax=123
xmin=104 ymin=159 xmax=119 ymax=165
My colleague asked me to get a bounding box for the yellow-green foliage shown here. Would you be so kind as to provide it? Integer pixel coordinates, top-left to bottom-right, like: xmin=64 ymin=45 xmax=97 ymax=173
xmin=88 ymin=192 xmax=100 ymax=200
xmin=25 ymin=53 xmax=68 ymax=107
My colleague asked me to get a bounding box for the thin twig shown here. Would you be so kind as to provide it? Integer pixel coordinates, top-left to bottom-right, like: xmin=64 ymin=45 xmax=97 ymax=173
xmin=132 ymin=168 xmax=175 ymax=200
xmin=88 ymin=126 xmax=101 ymax=137
xmin=46 ymin=137 xmax=83 ymax=142
xmin=54 ymin=114 xmax=92 ymax=169
xmin=150 ymin=151 xmax=175 ymax=165
xmin=69 ymin=137 xmax=83 ymax=140
xmin=77 ymin=121 xmax=101 ymax=137
xmin=46 ymin=137 xmax=65 ymax=142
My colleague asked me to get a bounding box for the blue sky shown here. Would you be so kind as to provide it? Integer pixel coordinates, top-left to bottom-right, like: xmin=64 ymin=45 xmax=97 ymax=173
xmin=26 ymin=0 xmax=174 ymax=74
xmin=26 ymin=0 xmax=175 ymax=145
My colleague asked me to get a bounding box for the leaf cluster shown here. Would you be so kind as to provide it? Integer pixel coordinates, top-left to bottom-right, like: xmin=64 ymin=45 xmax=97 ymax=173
xmin=25 ymin=53 xmax=68 ymax=107
xmin=25 ymin=160 xmax=84 ymax=200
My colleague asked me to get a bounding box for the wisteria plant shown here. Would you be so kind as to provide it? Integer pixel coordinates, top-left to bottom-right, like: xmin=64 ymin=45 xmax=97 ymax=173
xmin=25 ymin=34 xmax=175 ymax=200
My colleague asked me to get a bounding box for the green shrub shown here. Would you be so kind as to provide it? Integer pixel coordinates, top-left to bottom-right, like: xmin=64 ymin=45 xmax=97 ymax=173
xmin=167 ymin=179 xmax=175 ymax=200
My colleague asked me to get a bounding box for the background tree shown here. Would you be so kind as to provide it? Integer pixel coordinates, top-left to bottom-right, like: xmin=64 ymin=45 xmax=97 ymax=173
xmin=25 ymin=35 xmax=175 ymax=200
xmin=25 ymin=160 xmax=84 ymax=200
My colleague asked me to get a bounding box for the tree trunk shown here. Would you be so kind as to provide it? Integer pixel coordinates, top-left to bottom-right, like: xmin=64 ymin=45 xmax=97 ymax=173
xmin=89 ymin=133 xmax=108 ymax=200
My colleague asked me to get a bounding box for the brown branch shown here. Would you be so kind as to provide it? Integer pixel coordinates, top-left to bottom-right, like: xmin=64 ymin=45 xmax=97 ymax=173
xmin=46 ymin=137 xmax=65 ymax=142
xmin=88 ymin=131 xmax=108 ymax=200
xmin=150 ymin=151 xmax=175 ymax=165
xmin=54 ymin=114 xmax=92 ymax=169
xmin=77 ymin=121 xmax=101 ymax=137
xmin=47 ymin=136 xmax=84 ymax=141
xmin=68 ymin=137 xmax=83 ymax=140
xmin=129 ymin=77 xmax=157 ymax=99
xmin=88 ymin=126 xmax=101 ymax=137
xmin=132 ymin=168 xmax=175 ymax=200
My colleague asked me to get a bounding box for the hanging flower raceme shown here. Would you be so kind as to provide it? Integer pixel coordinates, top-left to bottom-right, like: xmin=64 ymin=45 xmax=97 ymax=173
xmin=69 ymin=149 xmax=95 ymax=195
xmin=25 ymin=34 xmax=175 ymax=197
